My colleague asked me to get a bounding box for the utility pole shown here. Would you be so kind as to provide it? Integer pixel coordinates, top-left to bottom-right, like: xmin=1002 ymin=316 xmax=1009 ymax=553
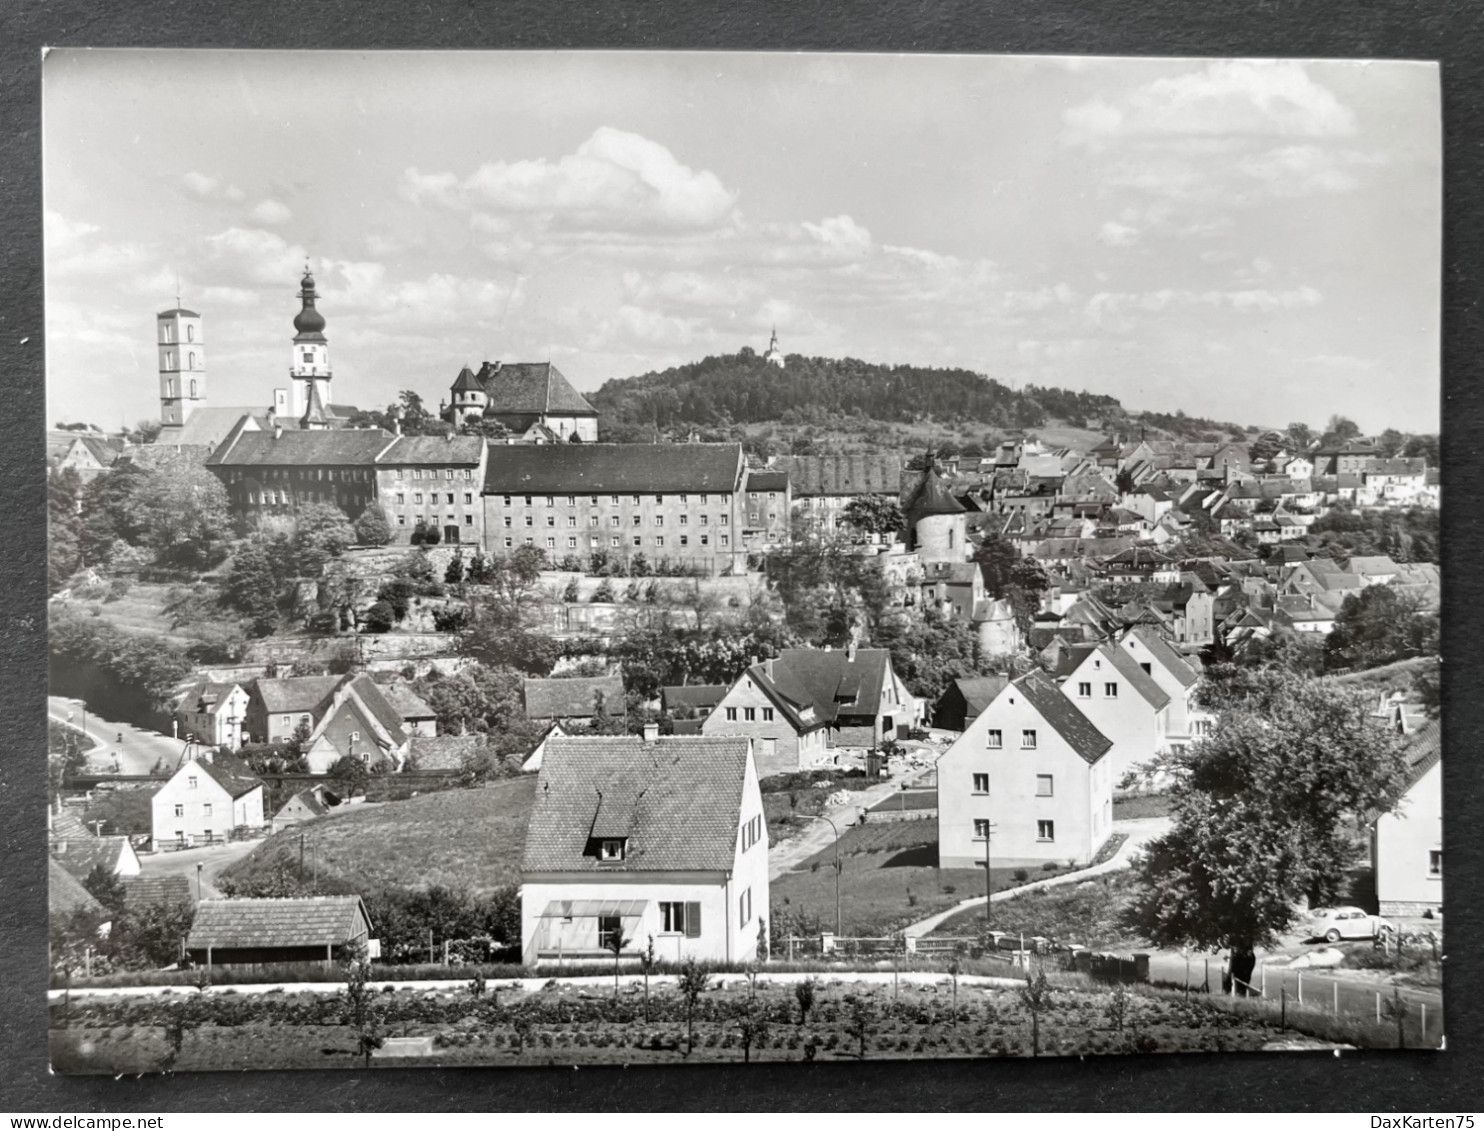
xmin=982 ymin=821 xmax=997 ymax=925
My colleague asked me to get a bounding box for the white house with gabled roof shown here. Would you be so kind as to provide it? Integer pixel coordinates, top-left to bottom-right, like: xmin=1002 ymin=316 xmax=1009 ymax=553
xmin=1115 ymin=626 xmax=1214 ymax=755
xmin=937 ymin=670 xmax=1114 ymax=870
xmin=520 ymin=731 xmax=768 ymax=966
xmin=1050 ymin=641 xmax=1170 ymax=783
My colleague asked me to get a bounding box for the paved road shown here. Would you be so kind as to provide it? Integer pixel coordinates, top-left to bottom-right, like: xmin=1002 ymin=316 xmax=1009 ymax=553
xmin=49 ymin=695 xmax=190 ymax=777
xmin=136 ymin=838 xmax=260 ymax=900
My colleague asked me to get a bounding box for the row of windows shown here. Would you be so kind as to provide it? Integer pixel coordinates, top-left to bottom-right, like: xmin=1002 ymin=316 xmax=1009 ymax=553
xmin=399 ymin=514 xmax=474 ymax=528
xmin=161 ymin=378 xmax=199 ymax=397
xmin=724 ymin=705 xmax=775 ymax=723
xmin=740 ymin=813 xmax=763 ymax=852
xmin=505 ymin=513 xmax=727 ymax=528
xmin=173 ymin=802 xmax=214 ymax=817
xmin=985 ymin=729 xmax=1037 ymax=749
xmin=248 ymin=490 xmax=366 ymax=506
xmin=398 ymin=492 xmax=475 ymax=506
xmin=971 ymin=772 xmax=1053 ymax=796
xmin=502 ymin=493 xmax=724 ymax=506
xmin=974 ymin=818 xmax=1056 ymax=842
xmin=159 ymin=352 xmax=199 ymax=370
xmin=232 ymin=468 xmax=373 ymax=482
xmin=160 ymin=323 xmax=196 ymax=343
xmin=1075 ymin=682 xmax=1120 ymax=699
xmin=503 ymin=533 xmax=728 ymax=550
xmin=393 ymin=468 xmax=475 ymax=480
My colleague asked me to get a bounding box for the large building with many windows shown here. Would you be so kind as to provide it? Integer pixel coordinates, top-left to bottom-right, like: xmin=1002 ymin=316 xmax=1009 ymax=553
xmin=374 ymin=434 xmax=488 ymax=544
xmin=206 ymin=422 xmax=392 ymax=519
xmin=481 ymin=443 xmax=748 ymax=575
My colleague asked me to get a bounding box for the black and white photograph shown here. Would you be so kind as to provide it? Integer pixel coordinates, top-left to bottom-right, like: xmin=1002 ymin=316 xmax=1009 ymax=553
xmin=42 ymin=49 xmax=1443 ymax=1073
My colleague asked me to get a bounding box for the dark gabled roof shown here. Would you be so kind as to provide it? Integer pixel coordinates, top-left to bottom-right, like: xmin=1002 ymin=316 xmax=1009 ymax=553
xmin=473 ymin=361 xmax=596 ymax=416
xmin=49 ymin=808 xmax=92 ymax=841
xmin=186 ymin=896 xmax=371 ymax=950
xmin=775 ymin=454 xmax=901 ymax=497
xmin=406 ymin=734 xmax=485 ymax=771
xmin=337 ymin=675 xmax=411 ymax=745
xmin=1368 ymin=719 xmax=1440 ymax=823
xmin=770 ymin=647 xmax=893 ymax=722
xmin=120 ymin=874 xmax=193 ymax=910
xmin=1052 ymin=643 xmax=1171 ymax=711
xmin=377 ymin=434 xmax=484 ymax=466
xmin=253 ymin=675 xmax=348 ymax=715
xmin=51 ymin=837 xmax=131 ymax=882
xmin=524 ymin=674 xmax=626 ymax=720
xmin=483 ymin=443 xmax=742 ymax=494
xmin=745 ymin=469 xmax=789 ymax=491
xmin=905 ymin=466 xmax=966 ymax=519
xmin=1104 ymin=547 xmax=1176 ymax=569
xmin=661 ymin=685 xmax=729 ymax=712
xmin=379 ymin=682 xmax=436 ymax=720
xmin=207 ymin=427 xmax=394 ymax=468
xmin=735 ymin=663 xmax=827 ymax=734
xmin=195 ymin=753 xmax=265 ymax=800
xmin=1011 ymin=670 xmax=1113 ymax=765
xmin=1122 ymin=626 xmax=1200 ymax=689
xmin=177 ymin=679 xmax=244 ymax=717
xmin=49 ymin=859 xmax=107 ymax=920
xmin=943 ymin=675 xmax=1010 ymax=717
xmin=522 ymin=735 xmax=752 ymax=873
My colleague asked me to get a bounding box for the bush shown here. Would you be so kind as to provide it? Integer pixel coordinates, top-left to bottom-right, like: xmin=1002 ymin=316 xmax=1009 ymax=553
xmin=363 ymin=601 xmax=395 ymax=634
xmin=1013 ymin=869 xmax=1029 ymax=883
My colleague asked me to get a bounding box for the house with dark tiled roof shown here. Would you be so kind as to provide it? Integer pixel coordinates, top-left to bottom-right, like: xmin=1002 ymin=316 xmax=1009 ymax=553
xmin=741 ymin=467 xmax=793 ymax=551
xmin=120 ymin=873 xmax=194 ymax=912
xmin=1371 ymin=719 xmax=1442 ymax=916
xmin=937 ymin=670 xmax=1115 ymax=869
xmin=701 ymin=659 xmax=831 ymax=776
xmin=49 ymin=431 xmax=122 ymax=481
xmin=186 ymin=896 xmax=373 ymax=968
xmin=932 ymin=674 xmax=1011 ymax=732
xmin=174 ymin=679 xmax=250 ymax=750
xmin=660 ymin=684 xmax=729 ymax=720
xmin=271 ymin=783 xmax=343 ymax=832
xmin=51 ymin=836 xmax=142 ymax=883
xmin=207 ymin=421 xmax=394 ymax=520
xmin=301 ymin=674 xmax=413 ymax=774
xmin=1050 ymin=642 xmax=1171 ymax=781
xmin=523 ymin=674 xmax=626 ymax=727
xmin=150 ymin=751 xmax=266 ymax=852
xmin=246 ymin=675 xmax=349 ymax=746
xmin=776 ymin=453 xmax=903 ymax=543
xmin=753 ymin=644 xmax=919 ymax=752
xmin=520 ymin=732 xmax=768 ymax=965
xmin=378 ymin=682 xmax=438 ymax=737
xmin=442 ymin=360 xmax=598 ymax=442
xmin=483 ymin=442 xmax=748 ymax=576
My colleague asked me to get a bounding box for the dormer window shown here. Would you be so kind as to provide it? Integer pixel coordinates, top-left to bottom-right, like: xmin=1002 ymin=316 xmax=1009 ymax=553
xmin=600 ymin=838 xmax=626 ymax=862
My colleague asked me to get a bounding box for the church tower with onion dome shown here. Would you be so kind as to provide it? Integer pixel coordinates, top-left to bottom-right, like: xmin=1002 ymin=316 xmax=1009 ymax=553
xmin=290 ymin=265 xmax=333 ymax=429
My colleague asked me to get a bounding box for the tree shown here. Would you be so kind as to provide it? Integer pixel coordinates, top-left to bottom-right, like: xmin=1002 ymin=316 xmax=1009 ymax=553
xmin=677 ymin=956 xmax=711 ymax=1057
xmin=1320 ymin=415 xmax=1361 ymax=447
xmin=362 ymin=601 xmax=395 ymax=634
xmin=293 ymin=502 xmax=356 ymax=574
xmin=603 ymin=918 xmax=630 ymax=999
xmin=327 ymin=754 xmax=371 ymax=792
xmin=840 ymin=496 xmax=904 ymax=541
xmin=1286 ymin=422 xmax=1314 ymax=451
xmin=1018 ymin=964 xmax=1054 ymax=1057
xmin=1127 ymin=675 xmax=1411 ymax=994
xmin=734 ymin=995 xmax=770 ymax=1063
xmin=1375 ymin=428 xmax=1407 ymax=459
xmin=353 ymin=504 xmax=394 ymax=547
xmin=221 ymin=536 xmax=285 ymax=637
xmin=340 ymin=939 xmax=384 ymax=1067
xmin=460 ymin=550 xmax=558 ymax=676
xmin=1323 ymin=584 xmax=1439 ymax=672
xmin=794 ymin=976 xmax=818 ymax=1026
xmin=48 ymin=468 xmax=85 ymax=593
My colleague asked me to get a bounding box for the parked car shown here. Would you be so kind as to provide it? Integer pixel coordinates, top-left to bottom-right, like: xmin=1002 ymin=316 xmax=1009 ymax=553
xmin=1308 ymin=906 xmax=1396 ymax=943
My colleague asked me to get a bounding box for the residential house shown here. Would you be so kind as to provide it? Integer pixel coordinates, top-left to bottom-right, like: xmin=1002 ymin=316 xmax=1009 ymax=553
xmin=936 ymin=670 xmax=1115 ymax=869
xmin=379 ymin=683 xmax=438 ymax=737
xmin=1101 ymin=547 xmax=1180 ymax=584
xmin=51 ymin=836 xmax=142 ymax=882
xmin=271 ymin=784 xmax=343 ymax=832
xmin=1051 ymin=642 xmax=1170 ymax=782
xmin=119 ymin=874 xmax=194 ymax=912
xmin=1347 ymin=555 xmax=1402 ymax=587
xmin=186 ymin=896 xmax=374 ymax=968
xmin=1115 ymin=627 xmax=1213 ymax=756
xmin=1149 ymin=575 xmax=1216 ymax=646
xmin=700 ymin=659 xmax=830 ymax=777
xmin=1313 ymin=440 xmax=1380 ymax=476
xmin=174 ymin=680 xmax=250 ymax=749
xmin=301 ymin=674 xmax=413 ymax=774
xmin=523 ymin=674 xmax=627 ymax=728
xmin=932 ymin=674 xmax=1011 ymax=733
xmin=1371 ymin=720 xmax=1442 ymax=917
xmin=150 ymin=751 xmax=266 ymax=851
xmin=245 ymin=675 xmax=348 ymax=745
xmin=49 ymin=432 xmax=121 ymax=481
xmin=1273 ymin=591 xmax=1345 ymax=634
xmin=483 ymin=443 xmax=749 ymax=576
xmin=750 ymin=644 xmax=919 ymax=751
xmin=660 ymin=685 xmax=729 ymax=721
xmin=520 ymin=732 xmax=769 ymax=965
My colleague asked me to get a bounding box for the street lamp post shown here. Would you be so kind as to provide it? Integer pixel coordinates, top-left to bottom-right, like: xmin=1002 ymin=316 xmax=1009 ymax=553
xmin=196 ymin=862 xmax=203 ymax=902
xmin=804 ymin=814 xmax=842 ymax=937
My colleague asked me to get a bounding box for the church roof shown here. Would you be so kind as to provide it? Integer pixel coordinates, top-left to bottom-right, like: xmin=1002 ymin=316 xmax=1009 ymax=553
xmin=473 ymin=362 xmax=596 ymax=416
xmin=292 ymin=270 xmax=327 ymax=341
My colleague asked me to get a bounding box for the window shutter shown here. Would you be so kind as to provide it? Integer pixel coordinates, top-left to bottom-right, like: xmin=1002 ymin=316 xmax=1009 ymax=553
xmin=685 ymin=902 xmax=702 ymax=938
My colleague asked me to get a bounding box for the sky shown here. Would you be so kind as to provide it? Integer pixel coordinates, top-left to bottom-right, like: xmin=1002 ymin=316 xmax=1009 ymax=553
xmin=42 ymin=50 xmax=1441 ymax=435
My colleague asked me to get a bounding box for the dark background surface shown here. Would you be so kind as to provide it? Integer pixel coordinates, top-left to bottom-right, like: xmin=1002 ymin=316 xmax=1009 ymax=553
xmin=2 ymin=0 xmax=1479 ymax=1112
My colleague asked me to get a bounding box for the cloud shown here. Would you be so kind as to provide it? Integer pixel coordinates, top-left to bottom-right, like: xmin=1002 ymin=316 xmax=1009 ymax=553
xmin=1098 ymin=220 xmax=1140 ymax=247
xmin=251 ymin=199 xmax=293 ymax=225
xmin=403 ymin=127 xmax=739 ymax=233
xmin=203 ymin=226 xmax=308 ymax=285
xmin=1086 ymin=285 xmax=1322 ymax=329
xmin=1063 ymin=60 xmax=1357 ymax=147
xmin=183 ymin=171 xmax=245 ymax=201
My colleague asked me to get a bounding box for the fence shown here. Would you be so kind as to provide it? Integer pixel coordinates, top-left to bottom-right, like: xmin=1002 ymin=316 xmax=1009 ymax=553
xmin=1225 ymin=965 xmax=1442 ymax=1047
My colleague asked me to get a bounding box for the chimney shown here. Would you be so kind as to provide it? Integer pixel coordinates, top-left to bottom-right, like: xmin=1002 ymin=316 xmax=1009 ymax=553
xmin=266 ymin=405 xmax=276 ymax=430
xmin=273 ymin=424 xmax=284 ymax=440
xmin=847 ymin=640 xmax=858 ymax=662
xmin=204 ymin=748 xmax=214 ymax=763
xmin=765 ymin=657 xmax=774 ymax=679
xmin=642 ymin=722 xmax=659 ymax=744
xmin=394 ymin=416 xmax=402 ymax=436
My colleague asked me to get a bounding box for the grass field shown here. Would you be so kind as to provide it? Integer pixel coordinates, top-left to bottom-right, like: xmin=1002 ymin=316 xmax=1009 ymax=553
xmin=928 ymin=869 xmax=1143 ymax=949
xmin=772 ymin=820 xmax=1050 ymax=936
xmin=61 ymin=581 xmax=241 ymax=653
xmin=1112 ymin=793 xmax=1172 ymax=821
xmin=219 ymin=776 xmax=537 ymax=896
xmin=1328 ymin=656 xmax=1437 ymax=693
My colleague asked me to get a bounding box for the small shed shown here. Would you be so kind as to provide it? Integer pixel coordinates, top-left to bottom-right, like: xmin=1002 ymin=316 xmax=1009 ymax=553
xmin=185 ymin=895 xmax=374 ymax=968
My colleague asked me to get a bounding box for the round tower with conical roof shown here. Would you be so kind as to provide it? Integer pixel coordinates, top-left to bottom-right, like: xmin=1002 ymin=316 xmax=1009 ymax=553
xmin=907 ymin=456 xmax=967 ymax=564
xmin=290 ymin=265 xmax=332 ymax=424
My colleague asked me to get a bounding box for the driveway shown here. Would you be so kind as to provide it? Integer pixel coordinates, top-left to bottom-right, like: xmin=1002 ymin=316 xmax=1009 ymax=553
xmin=136 ymin=838 xmax=259 ymax=900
